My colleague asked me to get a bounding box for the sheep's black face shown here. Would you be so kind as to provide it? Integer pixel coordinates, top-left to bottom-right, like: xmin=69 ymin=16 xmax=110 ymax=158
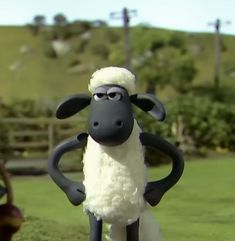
xmin=88 ymin=85 xmax=134 ymax=146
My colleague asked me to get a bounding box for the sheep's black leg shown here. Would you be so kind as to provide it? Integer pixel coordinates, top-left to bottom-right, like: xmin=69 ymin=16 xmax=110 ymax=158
xmin=88 ymin=212 xmax=103 ymax=241
xmin=126 ymin=219 xmax=139 ymax=241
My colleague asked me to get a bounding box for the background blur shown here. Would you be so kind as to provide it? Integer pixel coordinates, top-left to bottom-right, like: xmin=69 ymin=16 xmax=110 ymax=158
xmin=0 ymin=1 xmax=234 ymax=241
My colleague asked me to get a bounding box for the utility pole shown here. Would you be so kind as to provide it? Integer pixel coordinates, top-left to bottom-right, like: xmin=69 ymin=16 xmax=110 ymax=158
xmin=208 ymin=19 xmax=231 ymax=90
xmin=110 ymin=8 xmax=137 ymax=70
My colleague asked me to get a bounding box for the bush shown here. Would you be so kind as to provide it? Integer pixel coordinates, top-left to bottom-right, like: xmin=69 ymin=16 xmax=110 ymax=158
xmin=105 ymin=30 xmax=120 ymax=43
xmin=168 ymin=95 xmax=234 ymax=150
xmin=134 ymin=95 xmax=235 ymax=165
xmin=91 ymin=44 xmax=109 ymax=60
xmin=75 ymin=39 xmax=88 ymax=53
xmin=0 ymin=121 xmax=11 ymax=163
xmin=44 ymin=45 xmax=57 ymax=59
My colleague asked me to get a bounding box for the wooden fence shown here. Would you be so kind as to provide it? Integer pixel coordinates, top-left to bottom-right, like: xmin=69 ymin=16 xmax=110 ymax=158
xmin=0 ymin=117 xmax=86 ymax=160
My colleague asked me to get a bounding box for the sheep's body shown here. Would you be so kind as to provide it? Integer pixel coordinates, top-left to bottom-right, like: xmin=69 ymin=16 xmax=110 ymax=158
xmin=48 ymin=67 xmax=184 ymax=241
xmin=83 ymin=120 xmax=162 ymax=241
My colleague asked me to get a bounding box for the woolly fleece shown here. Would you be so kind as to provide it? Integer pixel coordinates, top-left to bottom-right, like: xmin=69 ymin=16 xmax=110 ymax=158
xmin=83 ymin=120 xmax=146 ymax=224
xmin=84 ymin=66 xmax=162 ymax=240
xmin=82 ymin=121 xmax=162 ymax=241
xmin=88 ymin=67 xmax=136 ymax=95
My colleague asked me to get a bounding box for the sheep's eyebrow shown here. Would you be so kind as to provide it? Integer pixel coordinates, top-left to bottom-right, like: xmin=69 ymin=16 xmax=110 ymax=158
xmin=94 ymin=87 xmax=108 ymax=94
xmin=107 ymin=87 xmax=126 ymax=95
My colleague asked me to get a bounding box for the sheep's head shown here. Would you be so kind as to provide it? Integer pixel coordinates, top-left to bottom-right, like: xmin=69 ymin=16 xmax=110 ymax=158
xmin=56 ymin=67 xmax=166 ymax=146
xmin=88 ymin=84 xmax=134 ymax=146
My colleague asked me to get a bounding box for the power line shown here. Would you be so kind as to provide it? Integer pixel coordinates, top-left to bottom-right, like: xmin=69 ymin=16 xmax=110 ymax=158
xmin=110 ymin=8 xmax=137 ymax=70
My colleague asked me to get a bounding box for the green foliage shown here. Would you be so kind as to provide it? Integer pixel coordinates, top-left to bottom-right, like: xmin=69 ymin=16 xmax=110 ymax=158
xmin=131 ymin=29 xmax=197 ymax=93
xmin=167 ymin=95 xmax=233 ymax=149
xmin=53 ymin=13 xmax=67 ymax=26
xmin=29 ymin=15 xmax=46 ymax=35
xmin=1 ymin=25 xmax=235 ymax=100
xmin=44 ymin=45 xmax=57 ymax=58
xmin=168 ymin=32 xmax=186 ymax=50
xmin=75 ymin=39 xmax=89 ymax=53
xmin=105 ymin=29 xmax=121 ymax=43
xmin=134 ymin=46 xmax=196 ymax=93
xmin=91 ymin=43 xmax=109 ymax=60
xmin=0 ymin=121 xmax=11 ymax=162
xmin=170 ymin=54 xmax=197 ymax=92
xmin=2 ymin=99 xmax=55 ymax=118
xmin=135 ymin=95 xmax=235 ymax=165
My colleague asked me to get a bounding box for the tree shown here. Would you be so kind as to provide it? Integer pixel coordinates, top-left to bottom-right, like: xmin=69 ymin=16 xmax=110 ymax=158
xmin=34 ymin=15 xmax=46 ymax=27
xmin=52 ymin=14 xmax=72 ymax=39
xmin=27 ymin=15 xmax=46 ymax=35
xmin=54 ymin=13 xmax=67 ymax=26
xmin=135 ymin=47 xmax=196 ymax=94
xmin=133 ymin=32 xmax=197 ymax=94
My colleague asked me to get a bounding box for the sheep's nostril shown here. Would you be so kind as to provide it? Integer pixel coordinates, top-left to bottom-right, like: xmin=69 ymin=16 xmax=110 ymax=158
xmin=115 ymin=120 xmax=123 ymax=128
xmin=93 ymin=122 xmax=99 ymax=128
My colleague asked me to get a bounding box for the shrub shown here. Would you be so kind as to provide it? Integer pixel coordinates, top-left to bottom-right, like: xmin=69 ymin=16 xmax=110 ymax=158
xmin=167 ymin=95 xmax=232 ymax=150
xmin=75 ymin=39 xmax=88 ymax=53
xmin=45 ymin=45 xmax=57 ymax=59
xmin=92 ymin=44 xmax=109 ymax=60
xmin=134 ymin=95 xmax=235 ymax=165
xmin=0 ymin=121 xmax=11 ymax=163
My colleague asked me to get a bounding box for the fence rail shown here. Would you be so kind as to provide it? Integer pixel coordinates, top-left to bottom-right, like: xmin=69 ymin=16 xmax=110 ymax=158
xmin=0 ymin=117 xmax=86 ymax=160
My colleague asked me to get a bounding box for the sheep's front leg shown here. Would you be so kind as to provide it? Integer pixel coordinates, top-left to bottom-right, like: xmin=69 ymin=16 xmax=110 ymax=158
xmin=126 ymin=219 xmax=139 ymax=241
xmin=88 ymin=212 xmax=103 ymax=241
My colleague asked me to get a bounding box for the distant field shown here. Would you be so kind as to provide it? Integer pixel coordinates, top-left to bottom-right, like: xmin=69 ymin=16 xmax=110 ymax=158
xmin=1 ymin=26 xmax=235 ymax=101
xmin=11 ymin=156 xmax=235 ymax=241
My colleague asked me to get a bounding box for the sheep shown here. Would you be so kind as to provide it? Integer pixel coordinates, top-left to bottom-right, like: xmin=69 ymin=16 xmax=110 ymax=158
xmin=48 ymin=66 xmax=184 ymax=241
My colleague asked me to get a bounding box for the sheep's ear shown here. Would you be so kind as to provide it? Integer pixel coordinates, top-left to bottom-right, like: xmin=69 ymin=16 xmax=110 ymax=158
xmin=56 ymin=94 xmax=91 ymax=119
xmin=130 ymin=94 xmax=166 ymax=121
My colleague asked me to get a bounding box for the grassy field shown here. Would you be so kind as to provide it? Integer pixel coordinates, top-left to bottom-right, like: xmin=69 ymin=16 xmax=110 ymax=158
xmin=1 ymin=26 xmax=235 ymax=101
xmin=8 ymin=155 xmax=235 ymax=241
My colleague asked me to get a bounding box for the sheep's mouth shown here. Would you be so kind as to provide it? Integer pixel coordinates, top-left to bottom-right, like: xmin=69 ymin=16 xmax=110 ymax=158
xmin=77 ymin=189 xmax=85 ymax=195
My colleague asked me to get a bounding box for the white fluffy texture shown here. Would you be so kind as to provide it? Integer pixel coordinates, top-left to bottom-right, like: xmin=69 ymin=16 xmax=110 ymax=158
xmin=83 ymin=120 xmax=146 ymax=224
xmin=139 ymin=209 xmax=162 ymax=241
xmin=109 ymin=210 xmax=162 ymax=241
xmin=82 ymin=120 xmax=162 ymax=241
xmin=88 ymin=66 xmax=136 ymax=94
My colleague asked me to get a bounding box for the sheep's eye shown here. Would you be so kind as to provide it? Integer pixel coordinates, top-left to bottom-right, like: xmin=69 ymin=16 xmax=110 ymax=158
xmin=94 ymin=93 xmax=107 ymax=101
xmin=108 ymin=92 xmax=122 ymax=101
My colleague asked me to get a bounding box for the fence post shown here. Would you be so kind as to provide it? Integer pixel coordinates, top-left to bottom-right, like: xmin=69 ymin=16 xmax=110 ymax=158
xmin=48 ymin=122 xmax=54 ymax=154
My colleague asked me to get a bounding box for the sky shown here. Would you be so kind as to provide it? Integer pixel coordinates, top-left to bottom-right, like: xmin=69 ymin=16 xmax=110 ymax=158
xmin=0 ymin=0 xmax=234 ymax=35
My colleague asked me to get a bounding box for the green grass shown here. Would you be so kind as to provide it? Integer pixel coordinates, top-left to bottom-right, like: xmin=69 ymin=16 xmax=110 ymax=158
xmin=151 ymin=155 xmax=235 ymax=241
xmin=9 ymin=155 xmax=235 ymax=241
xmin=1 ymin=26 xmax=235 ymax=102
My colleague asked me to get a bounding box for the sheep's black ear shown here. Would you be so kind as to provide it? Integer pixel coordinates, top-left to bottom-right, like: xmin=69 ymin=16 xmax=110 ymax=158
xmin=130 ymin=94 xmax=166 ymax=121
xmin=56 ymin=94 xmax=91 ymax=119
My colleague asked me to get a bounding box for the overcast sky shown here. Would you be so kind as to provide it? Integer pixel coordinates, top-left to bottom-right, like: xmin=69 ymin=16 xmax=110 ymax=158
xmin=0 ymin=0 xmax=234 ymax=35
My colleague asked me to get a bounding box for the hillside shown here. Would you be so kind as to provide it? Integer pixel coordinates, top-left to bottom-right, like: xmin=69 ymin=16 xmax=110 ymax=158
xmin=0 ymin=25 xmax=235 ymax=101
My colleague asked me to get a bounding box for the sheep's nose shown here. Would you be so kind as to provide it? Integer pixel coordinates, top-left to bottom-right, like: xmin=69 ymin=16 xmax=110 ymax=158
xmin=115 ymin=120 xmax=123 ymax=128
xmin=92 ymin=120 xmax=123 ymax=129
xmin=93 ymin=121 xmax=99 ymax=129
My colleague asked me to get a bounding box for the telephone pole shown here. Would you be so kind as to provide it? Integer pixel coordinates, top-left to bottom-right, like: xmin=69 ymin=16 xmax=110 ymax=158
xmin=110 ymin=8 xmax=137 ymax=70
xmin=208 ymin=19 xmax=231 ymax=90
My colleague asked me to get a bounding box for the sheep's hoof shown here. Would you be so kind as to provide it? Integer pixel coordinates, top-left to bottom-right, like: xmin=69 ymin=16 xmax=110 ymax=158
xmin=66 ymin=183 xmax=86 ymax=206
xmin=144 ymin=187 xmax=163 ymax=206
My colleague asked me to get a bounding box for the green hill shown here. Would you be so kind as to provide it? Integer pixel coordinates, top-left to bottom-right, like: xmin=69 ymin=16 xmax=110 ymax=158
xmin=0 ymin=25 xmax=235 ymax=101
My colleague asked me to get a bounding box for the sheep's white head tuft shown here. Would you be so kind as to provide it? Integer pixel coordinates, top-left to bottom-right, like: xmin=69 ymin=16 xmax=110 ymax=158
xmin=88 ymin=66 xmax=136 ymax=95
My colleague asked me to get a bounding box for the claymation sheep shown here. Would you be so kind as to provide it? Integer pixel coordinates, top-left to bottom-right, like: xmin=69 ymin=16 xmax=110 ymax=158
xmin=48 ymin=66 xmax=184 ymax=241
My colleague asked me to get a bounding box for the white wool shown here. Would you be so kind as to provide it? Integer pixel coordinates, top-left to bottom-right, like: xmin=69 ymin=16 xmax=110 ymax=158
xmin=109 ymin=210 xmax=162 ymax=241
xmin=82 ymin=120 xmax=162 ymax=241
xmin=88 ymin=67 xmax=136 ymax=95
xmin=83 ymin=120 xmax=146 ymax=224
